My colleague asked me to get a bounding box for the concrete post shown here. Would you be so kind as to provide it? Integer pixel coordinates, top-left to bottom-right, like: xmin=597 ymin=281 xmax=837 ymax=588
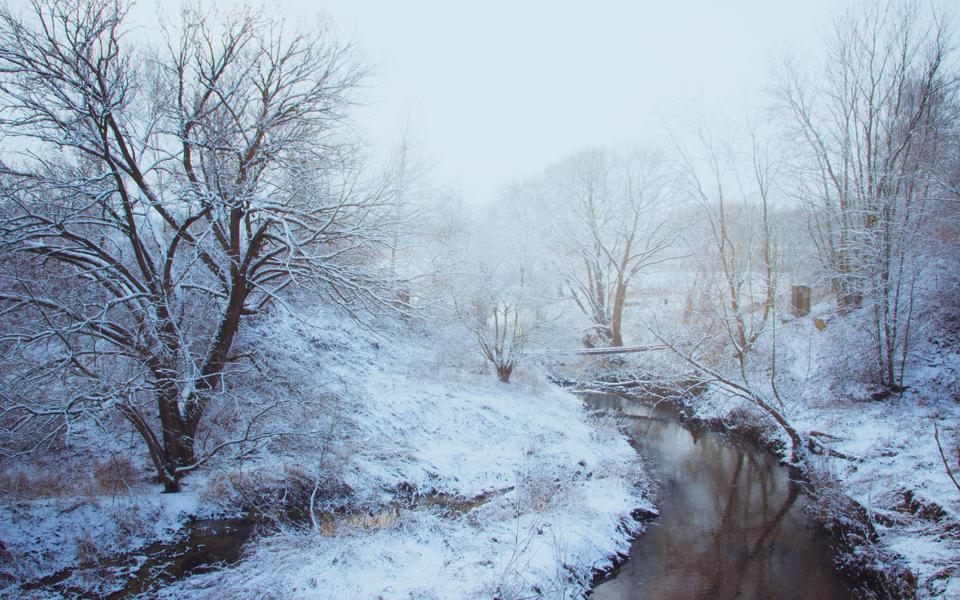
xmin=791 ymin=284 xmax=811 ymax=317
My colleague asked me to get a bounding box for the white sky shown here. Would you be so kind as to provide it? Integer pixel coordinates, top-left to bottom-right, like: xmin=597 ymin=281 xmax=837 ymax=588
xmin=304 ymin=0 xmax=838 ymax=205
xmin=102 ymin=0 xmax=839 ymax=204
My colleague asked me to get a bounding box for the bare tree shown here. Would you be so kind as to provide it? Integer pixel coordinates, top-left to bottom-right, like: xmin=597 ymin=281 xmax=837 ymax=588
xmin=663 ymin=119 xmax=804 ymax=460
xmin=777 ymin=0 xmax=957 ymax=390
xmin=0 ymin=1 xmax=406 ymax=491
xmin=675 ymin=121 xmax=779 ymax=365
xmin=550 ymin=146 xmax=677 ymax=347
xmin=467 ymin=298 xmax=529 ymax=384
xmin=457 ymin=210 xmax=543 ymax=384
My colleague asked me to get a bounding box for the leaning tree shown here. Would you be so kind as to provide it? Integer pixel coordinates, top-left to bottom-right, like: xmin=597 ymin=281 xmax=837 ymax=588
xmin=0 ymin=0 xmax=406 ymax=491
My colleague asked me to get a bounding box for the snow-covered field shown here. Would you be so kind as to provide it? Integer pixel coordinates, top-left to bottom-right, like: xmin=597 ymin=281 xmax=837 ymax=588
xmin=0 ymin=310 xmax=650 ymax=598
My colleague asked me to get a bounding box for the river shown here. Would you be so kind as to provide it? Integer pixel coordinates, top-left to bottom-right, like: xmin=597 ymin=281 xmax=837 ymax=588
xmin=585 ymin=392 xmax=851 ymax=600
xmin=24 ymin=391 xmax=854 ymax=598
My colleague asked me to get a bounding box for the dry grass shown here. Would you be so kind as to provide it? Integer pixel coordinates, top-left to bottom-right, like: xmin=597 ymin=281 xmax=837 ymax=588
xmin=0 ymin=468 xmax=81 ymax=499
xmin=315 ymin=507 xmax=403 ymax=537
xmin=72 ymin=531 xmax=100 ymax=565
xmin=93 ymin=456 xmax=137 ymax=495
xmin=0 ymin=453 xmax=145 ymax=500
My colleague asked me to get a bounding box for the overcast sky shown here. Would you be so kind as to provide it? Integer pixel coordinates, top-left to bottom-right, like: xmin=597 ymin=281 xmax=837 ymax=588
xmin=109 ymin=0 xmax=841 ymax=204
xmin=301 ymin=0 xmax=839 ymax=205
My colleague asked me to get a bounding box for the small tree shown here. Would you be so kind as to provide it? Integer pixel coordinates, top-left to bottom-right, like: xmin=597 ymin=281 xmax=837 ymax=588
xmin=469 ymin=298 xmax=529 ymax=383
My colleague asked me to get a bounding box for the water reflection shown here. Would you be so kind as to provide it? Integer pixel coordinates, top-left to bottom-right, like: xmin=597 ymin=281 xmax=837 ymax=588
xmin=586 ymin=394 xmax=849 ymax=600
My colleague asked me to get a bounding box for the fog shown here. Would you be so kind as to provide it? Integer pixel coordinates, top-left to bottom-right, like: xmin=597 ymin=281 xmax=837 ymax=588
xmin=0 ymin=1 xmax=958 ymax=597
xmin=312 ymin=0 xmax=837 ymax=204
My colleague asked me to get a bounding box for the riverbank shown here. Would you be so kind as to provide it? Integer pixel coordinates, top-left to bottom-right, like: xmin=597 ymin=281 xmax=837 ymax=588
xmin=585 ymin=392 xmax=853 ymax=599
xmin=581 ymin=387 xmax=919 ymax=598
xmin=607 ymin=306 xmax=960 ymax=598
xmin=0 ymin=311 xmax=652 ymax=598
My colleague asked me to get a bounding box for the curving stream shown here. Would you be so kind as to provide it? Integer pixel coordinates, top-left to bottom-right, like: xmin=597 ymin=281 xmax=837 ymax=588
xmin=585 ymin=392 xmax=851 ymax=600
xmin=24 ymin=391 xmax=854 ymax=598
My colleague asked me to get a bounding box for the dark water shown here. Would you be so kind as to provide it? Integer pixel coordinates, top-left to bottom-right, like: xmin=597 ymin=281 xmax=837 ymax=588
xmin=586 ymin=393 xmax=850 ymax=600
xmin=24 ymin=518 xmax=256 ymax=597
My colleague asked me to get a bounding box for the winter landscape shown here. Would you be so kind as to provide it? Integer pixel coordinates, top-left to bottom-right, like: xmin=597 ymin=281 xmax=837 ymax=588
xmin=0 ymin=0 xmax=958 ymax=598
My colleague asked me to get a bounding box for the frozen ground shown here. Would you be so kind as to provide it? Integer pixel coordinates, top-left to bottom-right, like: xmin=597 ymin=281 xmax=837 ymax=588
xmin=0 ymin=309 xmax=650 ymax=598
xmin=0 ymin=489 xmax=211 ymax=596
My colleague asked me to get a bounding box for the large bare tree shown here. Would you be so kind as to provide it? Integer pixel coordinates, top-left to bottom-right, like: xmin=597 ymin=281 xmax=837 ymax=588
xmin=550 ymin=146 xmax=677 ymax=347
xmin=0 ymin=0 xmax=406 ymax=491
xmin=675 ymin=121 xmax=779 ymax=364
xmin=665 ymin=119 xmax=804 ymax=460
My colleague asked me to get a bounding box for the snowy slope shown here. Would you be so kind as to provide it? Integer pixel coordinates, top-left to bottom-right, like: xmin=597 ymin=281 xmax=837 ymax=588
xmin=0 ymin=490 xmax=208 ymax=595
xmin=0 ymin=308 xmax=650 ymax=599
xmin=155 ymin=311 xmax=650 ymax=598
xmin=785 ymin=313 xmax=960 ymax=600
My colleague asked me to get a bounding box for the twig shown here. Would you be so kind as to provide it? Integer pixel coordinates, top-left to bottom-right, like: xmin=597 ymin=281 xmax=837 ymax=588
xmin=933 ymin=420 xmax=960 ymax=494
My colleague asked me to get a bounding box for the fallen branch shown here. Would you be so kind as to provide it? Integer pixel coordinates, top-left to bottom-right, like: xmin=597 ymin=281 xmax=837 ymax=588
xmin=530 ymin=344 xmax=670 ymax=356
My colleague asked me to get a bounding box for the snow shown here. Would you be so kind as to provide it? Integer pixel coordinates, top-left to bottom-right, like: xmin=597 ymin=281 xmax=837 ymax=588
xmin=789 ymin=391 xmax=960 ymax=598
xmin=0 ymin=308 xmax=650 ymax=598
xmin=674 ymin=298 xmax=960 ymax=599
xmin=155 ymin=311 xmax=648 ymax=598
xmin=159 ymin=488 xmax=644 ymax=599
xmin=0 ymin=487 xmax=210 ymax=594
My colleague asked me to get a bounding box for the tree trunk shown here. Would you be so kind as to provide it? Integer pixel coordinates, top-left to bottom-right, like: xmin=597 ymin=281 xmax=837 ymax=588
xmin=749 ymin=392 xmax=803 ymax=463
xmin=610 ymin=281 xmax=626 ymax=347
xmin=610 ymin=327 xmax=623 ymax=348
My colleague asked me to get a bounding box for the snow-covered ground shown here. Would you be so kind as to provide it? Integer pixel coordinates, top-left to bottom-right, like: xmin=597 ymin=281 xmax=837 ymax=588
xmin=786 ymin=311 xmax=960 ymax=599
xmin=0 ymin=309 xmax=650 ymax=598
xmin=0 ymin=489 xmax=211 ymax=595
